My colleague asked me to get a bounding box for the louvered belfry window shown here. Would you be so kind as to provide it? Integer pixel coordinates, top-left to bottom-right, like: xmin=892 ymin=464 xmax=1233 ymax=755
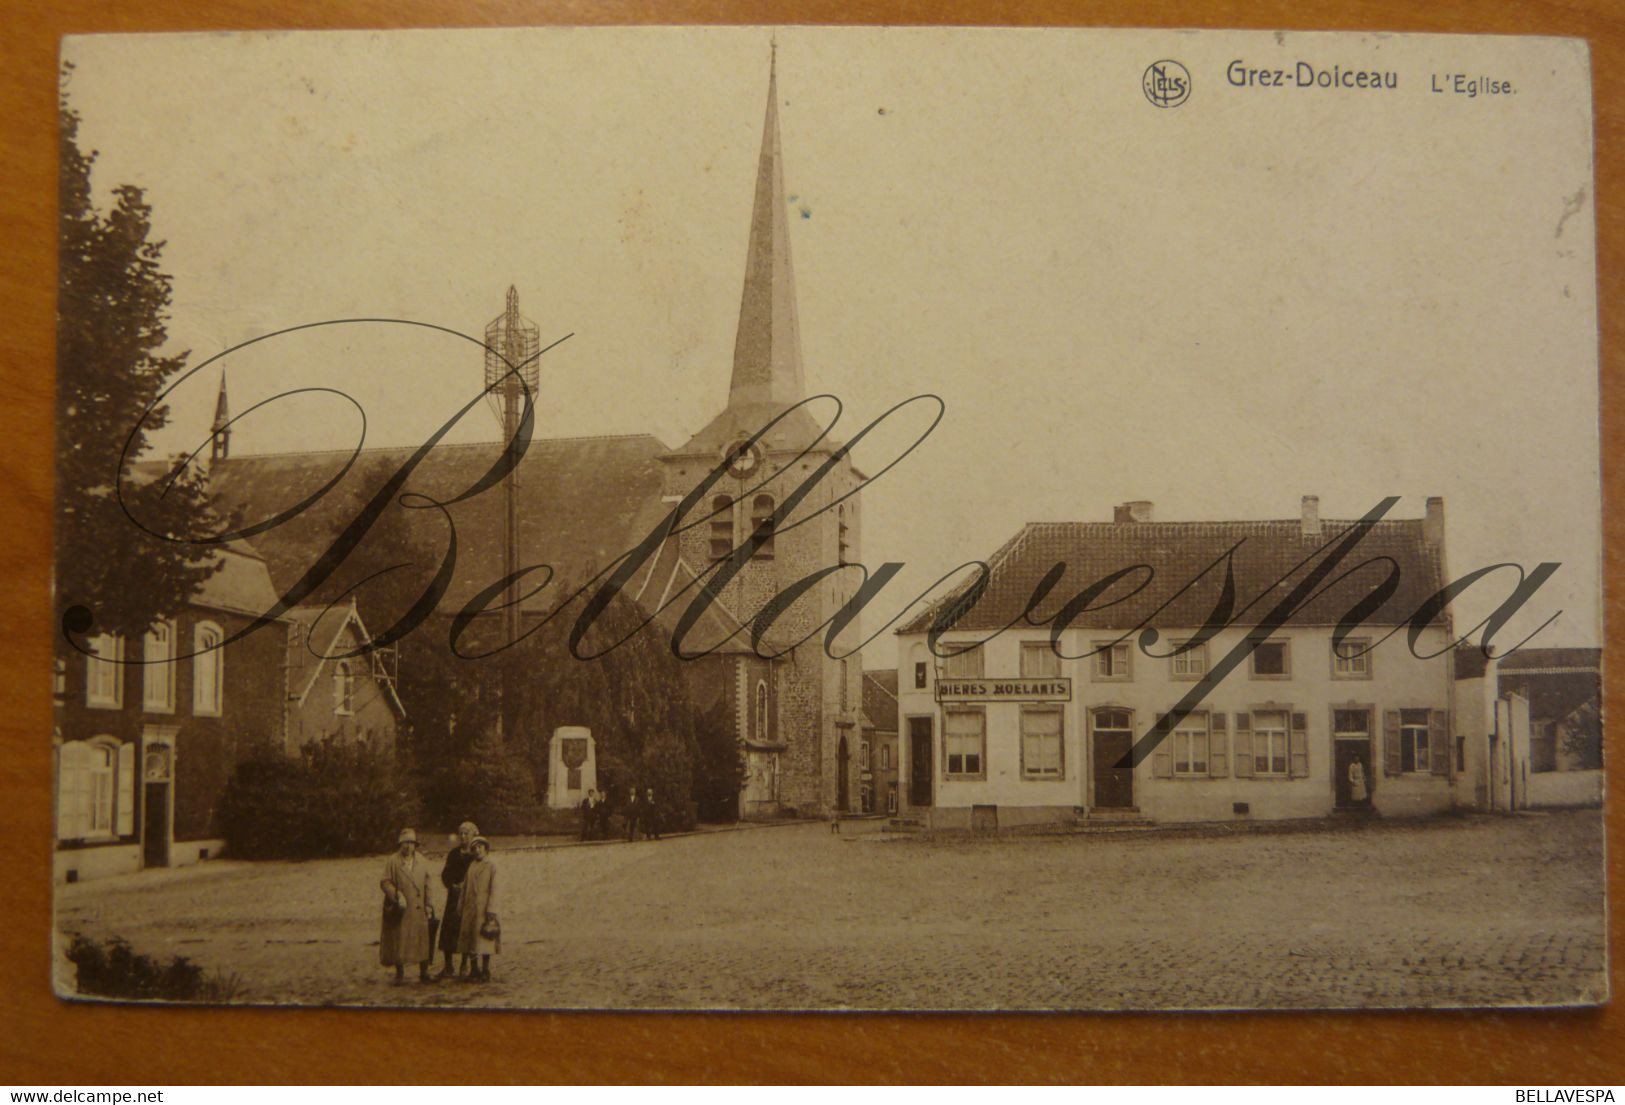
xmin=750 ymin=494 xmax=776 ymax=560
xmin=709 ymin=495 xmax=735 ymax=560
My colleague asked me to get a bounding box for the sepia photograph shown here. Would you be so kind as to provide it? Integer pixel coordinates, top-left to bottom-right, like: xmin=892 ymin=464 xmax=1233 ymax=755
xmin=49 ymin=26 xmax=1604 ymax=1012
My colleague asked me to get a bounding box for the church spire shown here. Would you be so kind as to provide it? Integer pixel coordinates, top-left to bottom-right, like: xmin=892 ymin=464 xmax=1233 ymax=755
xmin=210 ymin=370 xmax=231 ymax=462
xmin=728 ymin=45 xmax=805 ymax=410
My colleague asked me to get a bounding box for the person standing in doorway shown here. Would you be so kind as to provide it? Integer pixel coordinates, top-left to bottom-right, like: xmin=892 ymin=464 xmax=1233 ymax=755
xmin=1349 ymin=759 xmax=1369 ymax=805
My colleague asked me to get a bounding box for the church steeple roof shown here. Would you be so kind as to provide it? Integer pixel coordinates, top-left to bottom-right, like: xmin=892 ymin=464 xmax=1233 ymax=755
xmin=728 ymin=46 xmax=805 ymax=411
xmin=212 ymin=370 xmax=230 ymax=431
xmin=210 ymin=370 xmax=231 ymax=462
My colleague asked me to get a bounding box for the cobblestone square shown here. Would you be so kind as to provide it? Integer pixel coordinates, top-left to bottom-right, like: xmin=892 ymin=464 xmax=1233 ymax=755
xmin=54 ymin=810 xmax=1607 ymax=1010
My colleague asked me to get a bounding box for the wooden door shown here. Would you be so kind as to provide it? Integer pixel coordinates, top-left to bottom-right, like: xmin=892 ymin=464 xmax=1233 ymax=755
xmin=142 ymin=782 xmax=169 ymax=868
xmin=908 ymin=716 xmax=933 ymax=807
xmin=1092 ymin=710 xmax=1135 ymax=808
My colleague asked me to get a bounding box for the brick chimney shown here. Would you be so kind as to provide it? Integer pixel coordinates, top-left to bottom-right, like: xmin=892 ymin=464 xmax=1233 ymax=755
xmin=1424 ymin=496 xmax=1445 ymax=549
xmin=1114 ymin=500 xmax=1154 ymax=523
xmin=1300 ymin=494 xmax=1321 ymax=537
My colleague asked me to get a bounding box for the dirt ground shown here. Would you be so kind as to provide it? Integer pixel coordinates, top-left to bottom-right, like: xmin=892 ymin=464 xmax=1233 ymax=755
xmin=53 ymin=810 xmax=1608 ymax=1010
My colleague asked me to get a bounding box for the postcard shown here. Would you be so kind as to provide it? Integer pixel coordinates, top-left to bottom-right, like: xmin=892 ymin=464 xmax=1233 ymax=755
xmin=51 ymin=26 xmax=1603 ymax=1010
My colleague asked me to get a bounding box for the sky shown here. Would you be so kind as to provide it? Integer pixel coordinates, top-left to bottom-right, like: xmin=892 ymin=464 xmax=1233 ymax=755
xmin=61 ymin=27 xmax=1602 ymax=666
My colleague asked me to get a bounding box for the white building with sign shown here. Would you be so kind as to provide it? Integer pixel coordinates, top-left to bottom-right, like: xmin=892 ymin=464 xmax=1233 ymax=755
xmin=893 ymin=498 xmax=1461 ymax=828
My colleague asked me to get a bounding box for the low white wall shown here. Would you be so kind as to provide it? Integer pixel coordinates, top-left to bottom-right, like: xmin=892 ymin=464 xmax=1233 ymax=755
xmin=54 ymin=843 xmax=140 ymax=884
xmin=1527 ymin=769 xmax=1603 ymax=808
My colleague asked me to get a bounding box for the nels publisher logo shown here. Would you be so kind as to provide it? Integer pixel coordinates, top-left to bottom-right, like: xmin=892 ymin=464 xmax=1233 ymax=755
xmin=1143 ymin=59 xmax=1192 ymax=107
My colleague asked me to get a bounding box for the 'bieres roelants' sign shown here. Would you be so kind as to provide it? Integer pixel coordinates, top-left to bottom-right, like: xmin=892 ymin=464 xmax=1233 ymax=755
xmin=934 ymin=678 xmax=1072 ymax=703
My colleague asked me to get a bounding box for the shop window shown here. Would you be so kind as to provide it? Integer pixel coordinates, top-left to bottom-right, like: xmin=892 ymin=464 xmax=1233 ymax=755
xmin=1252 ymin=710 xmax=1289 ymax=775
xmin=944 ymin=709 xmax=985 ymax=778
xmin=1173 ymin=711 xmax=1210 ymax=775
xmin=1020 ymin=706 xmax=1063 ymax=778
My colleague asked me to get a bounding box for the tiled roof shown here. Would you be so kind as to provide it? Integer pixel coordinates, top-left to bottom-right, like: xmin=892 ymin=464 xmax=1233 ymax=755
xmin=898 ymin=518 xmax=1447 ymax=634
xmin=862 ymin=668 xmax=898 ymax=733
xmin=194 ymin=541 xmax=283 ymax=617
xmin=1496 ymin=647 xmax=1601 ymax=672
xmin=203 ymin=435 xmax=673 ymax=615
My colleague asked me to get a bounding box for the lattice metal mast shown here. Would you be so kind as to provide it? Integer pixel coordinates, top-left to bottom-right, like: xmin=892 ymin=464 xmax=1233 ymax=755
xmin=483 ymin=286 xmax=540 ymax=665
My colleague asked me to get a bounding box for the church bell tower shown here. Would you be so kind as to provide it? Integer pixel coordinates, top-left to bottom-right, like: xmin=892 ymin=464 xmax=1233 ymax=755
xmin=658 ymin=49 xmax=864 ymax=818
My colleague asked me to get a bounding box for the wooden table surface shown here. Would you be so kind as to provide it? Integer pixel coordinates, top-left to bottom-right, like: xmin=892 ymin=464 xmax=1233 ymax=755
xmin=2 ymin=0 xmax=1620 ymax=1085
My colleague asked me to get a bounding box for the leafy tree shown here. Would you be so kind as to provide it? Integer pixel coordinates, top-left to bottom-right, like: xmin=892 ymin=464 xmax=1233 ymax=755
xmin=693 ymin=698 xmax=745 ymax=822
xmin=1560 ymin=700 xmax=1602 ymax=770
xmin=403 ymin=579 xmax=706 ymax=833
xmin=56 ymin=77 xmax=219 ymax=642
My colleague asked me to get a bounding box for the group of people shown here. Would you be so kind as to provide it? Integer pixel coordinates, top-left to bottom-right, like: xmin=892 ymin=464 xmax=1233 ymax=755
xmin=378 ymin=821 xmax=499 ymax=985
xmin=578 ymin=786 xmax=664 ymax=843
xmin=380 ymin=790 xmax=667 ymax=985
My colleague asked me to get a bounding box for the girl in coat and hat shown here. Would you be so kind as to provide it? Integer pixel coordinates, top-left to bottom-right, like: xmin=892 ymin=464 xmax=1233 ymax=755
xmin=379 ymin=828 xmax=435 ymax=984
xmin=456 ymin=836 xmax=501 ymax=982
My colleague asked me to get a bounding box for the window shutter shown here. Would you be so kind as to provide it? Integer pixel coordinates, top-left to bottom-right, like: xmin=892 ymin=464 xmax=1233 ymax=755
xmin=1233 ymin=712 xmax=1253 ymax=777
xmin=1383 ymin=709 xmax=1402 ymax=776
xmin=1429 ymin=709 xmax=1450 ymax=776
xmin=1152 ymin=712 xmax=1172 ymax=777
xmin=1209 ymin=713 xmax=1228 ymax=778
xmin=116 ymin=742 xmax=135 ymax=836
xmin=55 ymin=745 xmax=77 ymax=840
xmin=1289 ymin=712 xmax=1309 ymax=778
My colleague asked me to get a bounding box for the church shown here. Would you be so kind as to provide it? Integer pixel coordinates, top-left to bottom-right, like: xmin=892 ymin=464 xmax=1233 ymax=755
xmin=205 ymin=58 xmax=866 ymax=820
